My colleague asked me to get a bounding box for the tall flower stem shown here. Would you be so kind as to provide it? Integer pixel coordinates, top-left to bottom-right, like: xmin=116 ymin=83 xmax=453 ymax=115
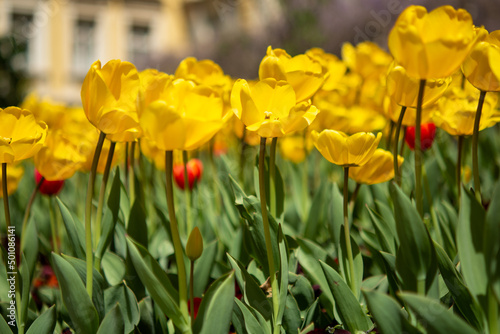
xmin=259 ymin=137 xmax=280 ymax=333
xmin=269 ymin=137 xmax=278 ymax=218
xmin=457 ymin=136 xmax=464 ymax=203
xmin=394 ymin=106 xmax=407 ymax=186
xmin=387 ymin=121 xmax=395 ymax=150
xmin=85 ymin=131 xmax=106 ymax=299
xmin=472 ymin=90 xmax=486 ymax=203
xmin=183 ymin=151 xmax=193 ymax=235
xmin=2 ymin=163 xmax=11 ymax=232
xmin=415 ymin=79 xmax=426 ymax=218
xmin=94 ymin=141 xmax=116 ymax=251
xmin=129 ymin=141 xmax=136 ymax=205
xmin=165 ymin=151 xmax=189 ymax=321
xmin=239 ymin=128 xmax=248 ymax=186
xmin=20 ymin=177 xmax=44 ymax=250
xmin=48 ymin=196 xmax=59 ymax=254
xmin=190 ymin=260 xmax=195 ymax=324
xmin=343 ymin=166 xmax=356 ymax=294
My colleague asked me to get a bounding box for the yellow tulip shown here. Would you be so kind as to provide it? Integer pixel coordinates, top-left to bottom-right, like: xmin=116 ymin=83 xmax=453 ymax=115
xmin=34 ymin=130 xmax=87 ymax=181
xmin=140 ymin=138 xmax=165 ymax=171
xmin=81 ymin=59 xmax=141 ymax=142
xmin=140 ymin=78 xmax=225 ymax=151
xmin=433 ymin=87 xmax=500 ymax=136
xmin=175 ymin=57 xmax=233 ymax=91
xmin=231 ymin=78 xmax=319 ymax=138
xmin=388 ymin=5 xmax=478 ymax=79
xmin=349 ymin=149 xmax=404 ymax=185
xmin=0 ymin=163 xmax=23 ymax=198
xmin=279 ymin=135 xmax=309 ymax=164
xmin=306 ymin=48 xmax=347 ymax=91
xmin=382 ymin=96 xmax=434 ymax=126
xmin=259 ymin=46 xmax=328 ymax=102
xmin=21 ymin=94 xmax=68 ymax=131
xmin=0 ymin=107 xmax=47 ymax=164
xmin=341 ymin=41 xmax=393 ymax=80
xmin=311 ymin=130 xmax=382 ymax=167
xmin=386 ymin=64 xmax=451 ymax=108
xmin=462 ymin=30 xmax=500 ymax=92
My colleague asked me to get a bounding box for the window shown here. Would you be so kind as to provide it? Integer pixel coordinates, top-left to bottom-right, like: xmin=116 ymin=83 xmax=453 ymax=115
xmin=10 ymin=13 xmax=34 ymax=71
xmin=128 ymin=24 xmax=150 ymax=68
xmin=73 ymin=19 xmax=95 ymax=77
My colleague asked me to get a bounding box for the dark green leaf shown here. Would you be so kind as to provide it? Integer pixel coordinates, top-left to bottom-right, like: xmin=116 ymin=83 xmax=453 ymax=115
xmin=56 ymin=197 xmax=86 ymax=259
xmin=26 ymin=306 xmax=56 ymax=334
xmin=104 ymin=282 xmax=140 ymax=333
xmin=96 ymin=304 xmax=124 ymax=334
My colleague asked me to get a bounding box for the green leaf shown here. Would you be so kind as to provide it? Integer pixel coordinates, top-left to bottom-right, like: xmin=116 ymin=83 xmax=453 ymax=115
xmin=56 ymin=197 xmax=86 ymax=259
xmin=62 ymin=254 xmax=106 ymax=322
xmin=327 ymin=183 xmax=344 ymax=248
xmin=127 ymin=200 xmax=148 ymax=249
xmin=301 ymin=299 xmax=319 ymax=330
xmin=363 ymin=289 xmax=419 ymax=334
xmin=21 ymin=215 xmax=39 ymax=281
xmin=379 ymin=251 xmax=401 ymax=295
xmin=227 ymin=254 xmax=272 ymax=320
xmin=319 ymin=261 xmax=372 ymax=333
xmin=104 ymin=282 xmax=140 ymax=333
xmin=20 ymin=253 xmax=30 ymax=332
xmin=289 ymin=273 xmax=315 ymax=312
xmin=400 ymin=293 xmax=480 ymax=334
xmin=0 ymin=309 xmax=14 ymax=333
xmin=233 ymin=298 xmax=272 ymax=334
xmin=125 ymin=237 xmax=189 ymax=332
xmin=296 ymin=238 xmax=335 ymax=318
xmin=367 ymin=204 xmax=397 ymax=255
xmin=26 ymin=306 xmax=57 ymax=334
xmin=457 ymin=187 xmax=488 ymax=310
xmin=96 ymin=304 xmax=124 ymax=334
xmin=303 ymin=181 xmax=328 ymax=238
xmin=389 ymin=182 xmax=436 ymax=293
xmin=282 ymin=293 xmax=302 ymax=334
xmin=193 ymin=271 xmax=235 ymax=334
xmin=485 ymin=181 xmax=500 ymax=303
xmin=276 ymin=224 xmax=288 ymax=329
xmin=193 ymin=240 xmax=217 ymax=297
xmin=434 ymin=241 xmax=484 ymax=331
xmin=101 ymin=252 xmax=126 ymax=286
xmin=253 ymin=156 xmax=285 ymax=220
xmin=51 ymin=253 xmax=99 ymax=334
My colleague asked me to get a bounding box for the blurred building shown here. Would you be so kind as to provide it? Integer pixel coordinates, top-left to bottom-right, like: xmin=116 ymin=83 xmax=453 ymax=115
xmin=0 ymin=0 xmax=283 ymax=103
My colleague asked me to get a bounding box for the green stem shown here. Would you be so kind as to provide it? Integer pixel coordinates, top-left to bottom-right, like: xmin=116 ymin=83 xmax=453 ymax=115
xmin=129 ymin=141 xmax=136 ymax=205
xmin=2 ymin=163 xmax=11 ymax=232
xmin=472 ymin=90 xmax=486 ymax=204
xmin=343 ymin=167 xmax=356 ymax=295
xmin=183 ymin=151 xmax=192 ymax=235
xmin=349 ymin=183 xmax=361 ymax=215
xmin=270 ymin=137 xmax=278 ymax=219
xmin=457 ymin=136 xmax=464 ymax=203
xmin=301 ymin=131 xmax=310 ymax=222
xmin=48 ymin=196 xmax=59 ymax=254
xmin=259 ymin=137 xmax=279 ymax=332
xmin=165 ymin=151 xmax=189 ymax=322
xmin=394 ymin=106 xmax=407 ymax=186
xmin=94 ymin=141 xmax=116 ymax=251
xmin=209 ymin=140 xmax=221 ymax=214
xmin=125 ymin=142 xmax=129 ymax=190
xmin=239 ymin=128 xmax=248 ymax=186
xmin=415 ymin=79 xmax=426 ymax=218
xmin=387 ymin=120 xmax=395 ymax=151
xmin=400 ymin=127 xmax=407 ymax=157
xmin=417 ymin=278 xmax=426 ymax=296
xmin=20 ymin=177 xmax=44 ymax=250
xmin=85 ymin=131 xmax=106 ymax=299
xmin=190 ymin=260 xmax=195 ymax=323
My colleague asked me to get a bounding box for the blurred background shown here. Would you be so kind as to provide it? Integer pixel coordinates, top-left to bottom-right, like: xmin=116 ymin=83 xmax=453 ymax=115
xmin=1 ymin=0 xmax=500 ymax=106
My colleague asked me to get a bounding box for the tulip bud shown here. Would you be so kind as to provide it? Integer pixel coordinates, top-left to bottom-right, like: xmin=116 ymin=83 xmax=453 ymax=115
xmin=35 ymin=169 xmax=64 ymax=196
xmin=173 ymin=159 xmax=203 ymax=190
xmin=405 ymin=123 xmax=436 ymax=151
xmin=186 ymin=227 xmax=203 ymax=261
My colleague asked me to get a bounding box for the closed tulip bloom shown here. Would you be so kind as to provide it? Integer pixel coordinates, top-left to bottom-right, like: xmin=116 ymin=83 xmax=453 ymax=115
xmin=34 ymin=130 xmax=86 ymax=181
xmin=0 ymin=163 xmax=23 ymax=197
xmin=0 ymin=107 xmax=47 ymax=164
xmin=140 ymin=79 xmax=225 ymax=151
xmin=433 ymin=87 xmax=500 ymax=136
xmin=349 ymin=149 xmax=404 ymax=185
xmin=383 ymin=96 xmax=434 ymax=126
xmin=405 ymin=123 xmax=436 ymax=151
xmin=386 ymin=64 xmax=451 ymax=108
xmin=259 ymin=46 xmax=328 ymax=102
xmin=311 ymin=130 xmax=382 ymax=167
xmin=81 ymin=59 xmax=141 ymax=142
xmin=175 ymin=57 xmax=233 ymax=92
xmin=462 ymin=30 xmax=500 ymax=92
xmin=186 ymin=226 xmax=204 ymax=261
xmin=388 ymin=5 xmax=478 ymax=79
xmin=231 ymin=78 xmax=319 ymax=138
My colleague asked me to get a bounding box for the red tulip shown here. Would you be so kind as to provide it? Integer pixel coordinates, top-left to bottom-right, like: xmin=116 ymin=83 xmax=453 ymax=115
xmin=173 ymin=159 xmax=203 ymax=190
xmin=34 ymin=169 xmax=64 ymax=196
xmin=405 ymin=123 xmax=436 ymax=151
